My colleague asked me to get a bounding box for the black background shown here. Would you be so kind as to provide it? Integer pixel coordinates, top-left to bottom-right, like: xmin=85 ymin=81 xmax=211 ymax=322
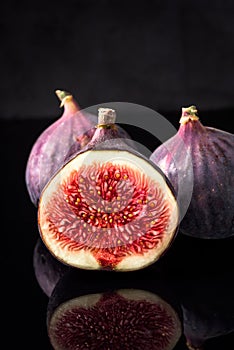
xmin=2 ymin=0 xmax=234 ymax=349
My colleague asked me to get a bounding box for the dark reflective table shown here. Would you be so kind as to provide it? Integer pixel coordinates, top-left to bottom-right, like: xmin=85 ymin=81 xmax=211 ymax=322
xmin=33 ymin=235 xmax=234 ymax=350
xmin=2 ymin=114 xmax=234 ymax=349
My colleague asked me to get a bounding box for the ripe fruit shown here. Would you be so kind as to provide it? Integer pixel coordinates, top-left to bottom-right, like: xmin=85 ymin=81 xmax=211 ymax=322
xmin=33 ymin=237 xmax=69 ymax=297
xmin=38 ymin=108 xmax=179 ymax=271
xmin=150 ymin=105 xmax=234 ymax=239
xmin=25 ymin=90 xmax=96 ymax=206
xmin=47 ymin=268 xmax=183 ymax=350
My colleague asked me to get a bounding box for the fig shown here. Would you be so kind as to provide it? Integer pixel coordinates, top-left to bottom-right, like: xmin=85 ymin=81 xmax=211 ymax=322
xmin=177 ymin=273 xmax=234 ymax=349
xmin=25 ymin=90 xmax=134 ymax=206
xmin=33 ymin=237 xmax=69 ymax=297
xmin=47 ymin=268 xmax=184 ymax=350
xmin=150 ymin=105 xmax=234 ymax=239
xmin=38 ymin=108 xmax=179 ymax=271
xmin=25 ymin=90 xmax=96 ymax=206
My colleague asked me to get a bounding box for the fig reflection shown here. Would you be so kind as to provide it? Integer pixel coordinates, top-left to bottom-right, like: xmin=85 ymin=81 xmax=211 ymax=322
xmin=46 ymin=268 xmax=184 ymax=350
xmin=32 ymin=239 xmax=234 ymax=349
xmin=33 ymin=237 xmax=69 ymax=297
xmin=176 ymin=272 xmax=234 ymax=349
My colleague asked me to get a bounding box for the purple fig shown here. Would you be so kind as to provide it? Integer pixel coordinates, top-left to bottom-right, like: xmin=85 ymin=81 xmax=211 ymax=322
xmin=25 ymin=90 xmax=96 ymax=206
xmin=38 ymin=108 xmax=179 ymax=271
xmin=25 ymin=91 xmax=134 ymax=207
xmin=150 ymin=105 xmax=234 ymax=239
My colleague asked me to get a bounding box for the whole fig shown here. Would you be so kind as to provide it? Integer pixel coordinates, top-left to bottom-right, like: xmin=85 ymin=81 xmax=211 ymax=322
xmin=25 ymin=90 xmax=96 ymax=206
xmin=150 ymin=106 xmax=234 ymax=239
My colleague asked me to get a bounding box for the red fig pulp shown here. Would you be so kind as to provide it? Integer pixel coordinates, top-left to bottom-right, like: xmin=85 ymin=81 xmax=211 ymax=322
xmin=150 ymin=106 xmax=234 ymax=239
xmin=38 ymin=108 xmax=179 ymax=271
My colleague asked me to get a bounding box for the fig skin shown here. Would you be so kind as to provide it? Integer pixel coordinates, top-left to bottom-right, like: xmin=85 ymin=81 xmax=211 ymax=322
xmin=176 ymin=273 xmax=234 ymax=350
xmin=38 ymin=108 xmax=179 ymax=272
xmin=150 ymin=105 xmax=234 ymax=239
xmin=33 ymin=237 xmax=69 ymax=297
xmin=47 ymin=267 xmax=185 ymax=350
xmin=25 ymin=90 xmax=96 ymax=206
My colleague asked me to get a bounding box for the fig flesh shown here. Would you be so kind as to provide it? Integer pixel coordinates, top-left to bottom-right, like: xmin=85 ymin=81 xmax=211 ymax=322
xmin=150 ymin=105 xmax=234 ymax=239
xmin=38 ymin=108 xmax=179 ymax=271
xmin=33 ymin=237 xmax=69 ymax=297
xmin=47 ymin=268 xmax=183 ymax=350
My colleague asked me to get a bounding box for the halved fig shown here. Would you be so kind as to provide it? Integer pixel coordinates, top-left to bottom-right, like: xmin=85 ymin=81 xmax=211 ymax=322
xmin=47 ymin=268 xmax=183 ymax=350
xmin=38 ymin=108 xmax=179 ymax=271
xmin=33 ymin=237 xmax=69 ymax=297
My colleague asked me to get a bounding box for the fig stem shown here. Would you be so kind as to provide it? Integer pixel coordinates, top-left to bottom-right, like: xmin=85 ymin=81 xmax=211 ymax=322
xmin=180 ymin=105 xmax=199 ymax=125
xmin=55 ymin=89 xmax=73 ymax=107
xmin=97 ymin=108 xmax=117 ymax=128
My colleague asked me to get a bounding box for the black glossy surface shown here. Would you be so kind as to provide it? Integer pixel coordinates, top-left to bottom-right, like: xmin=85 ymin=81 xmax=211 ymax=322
xmin=2 ymin=112 xmax=234 ymax=349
